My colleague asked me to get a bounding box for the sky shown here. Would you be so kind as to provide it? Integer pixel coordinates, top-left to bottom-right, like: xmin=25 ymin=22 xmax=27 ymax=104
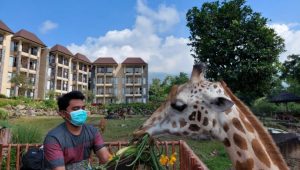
xmin=1 ymin=0 xmax=300 ymax=78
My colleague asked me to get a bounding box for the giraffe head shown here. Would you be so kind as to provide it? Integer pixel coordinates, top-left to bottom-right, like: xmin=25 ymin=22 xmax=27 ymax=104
xmin=134 ymin=64 xmax=234 ymax=140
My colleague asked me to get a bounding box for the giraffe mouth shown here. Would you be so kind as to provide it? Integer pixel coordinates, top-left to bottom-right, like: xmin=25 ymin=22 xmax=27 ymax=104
xmin=133 ymin=129 xmax=147 ymax=138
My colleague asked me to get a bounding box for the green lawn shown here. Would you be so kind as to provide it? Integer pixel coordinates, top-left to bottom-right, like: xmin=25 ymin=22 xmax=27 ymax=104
xmin=8 ymin=115 xmax=231 ymax=170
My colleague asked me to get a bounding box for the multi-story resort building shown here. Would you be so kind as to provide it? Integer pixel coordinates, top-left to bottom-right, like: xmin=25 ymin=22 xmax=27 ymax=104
xmin=0 ymin=20 xmax=148 ymax=103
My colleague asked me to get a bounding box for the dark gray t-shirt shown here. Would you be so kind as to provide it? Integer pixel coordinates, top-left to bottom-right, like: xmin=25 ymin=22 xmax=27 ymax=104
xmin=43 ymin=123 xmax=104 ymax=169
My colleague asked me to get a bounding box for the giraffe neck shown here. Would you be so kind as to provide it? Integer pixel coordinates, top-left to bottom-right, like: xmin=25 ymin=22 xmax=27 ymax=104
xmin=219 ymin=107 xmax=281 ymax=170
xmin=219 ymin=81 xmax=289 ymax=170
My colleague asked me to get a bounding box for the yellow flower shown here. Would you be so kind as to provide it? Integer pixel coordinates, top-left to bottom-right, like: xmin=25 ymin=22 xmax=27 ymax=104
xmin=159 ymin=154 xmax=169 ymax=166
xmin=168 ymin=152 xmax=177 ymax=165
xmin=108 ymin=153 xmax=115 ymax=161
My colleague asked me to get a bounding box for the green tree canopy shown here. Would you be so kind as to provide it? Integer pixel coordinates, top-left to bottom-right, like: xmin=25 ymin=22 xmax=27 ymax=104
xmin=186 ymin=0 xmax=285 ymax=104
xmin=281 ymin=54 xmax=300 ymax=94
xmin=149 ymin=72 xmax=189 ymax=102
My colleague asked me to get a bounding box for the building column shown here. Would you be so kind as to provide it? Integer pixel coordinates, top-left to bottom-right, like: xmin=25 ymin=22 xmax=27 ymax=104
xmin=34 ymin=47 xmax=41 ymax=99
xmin=54 ymin=53 xmax=58 ymax=91
xmin=68 ymin=57 xmax=72 ymax=91
xmin=14 ymin=40 xmax=22 ymax=97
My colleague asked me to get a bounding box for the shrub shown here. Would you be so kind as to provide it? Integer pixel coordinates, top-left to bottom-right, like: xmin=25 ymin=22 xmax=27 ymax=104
xmin=12 ymin=125 xmax=43 ymax=143
xmin=0 ymin=108 xmax=9 ymax=120
xmin=251 ymin=97 xmax=279 ymax=116
xmin=0 ymin=94 xmax=6 ymax=98
xmin=43 ymin=99 xmax=57 ymax=109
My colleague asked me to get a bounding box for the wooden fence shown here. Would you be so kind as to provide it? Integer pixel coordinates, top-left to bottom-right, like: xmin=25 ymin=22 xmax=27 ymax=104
xmin=0 ymin=140 xmax=207 ymax=170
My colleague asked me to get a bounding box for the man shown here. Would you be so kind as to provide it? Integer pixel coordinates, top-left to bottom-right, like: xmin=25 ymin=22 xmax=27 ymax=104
xmin=44 ymin=91 xmax=110 ymax=170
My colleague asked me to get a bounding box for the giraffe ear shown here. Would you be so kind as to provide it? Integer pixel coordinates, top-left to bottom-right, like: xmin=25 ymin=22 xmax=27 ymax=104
xmin=209 ymin=97 xmax=234 ymax=113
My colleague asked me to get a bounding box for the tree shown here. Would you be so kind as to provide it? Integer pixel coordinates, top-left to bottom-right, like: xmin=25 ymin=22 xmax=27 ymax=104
xmin=281 ymin=54 xmax=300 ymax=94
xmin=149 ymin=73 xmax=189 ymax=102
xmin=186 ymin=0 xmax=285 ymax=104
xmin=149 ymin=78 xmax=166 ymax=102
xmin=83 ymin=90 xmax=95 ymax=103
xmin=10 ymin=74 xmax=31 ymax=96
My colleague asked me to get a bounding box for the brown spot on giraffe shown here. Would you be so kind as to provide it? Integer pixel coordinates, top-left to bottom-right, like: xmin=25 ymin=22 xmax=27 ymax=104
xmin=189 ymin=111 xmax=196 ymax=121
xmin=223 ymin=123 xmax=229 ymax=132
xmin=224 ymin=108 xmax=232 ymax=115
xmin=182 ymin=131 xmax=189 ymax=135
xmin=223 ymin=138 xmax=231 ymax=147
xmin=213 ymin=84 xmax=218 ymax=89
xmin=172 ymin=121 xmax=177 ymax=128
xmin=235 ymin=158 xmax=254 ymax=170
xmin=189 ymin=124 xmax=200 ymax=131
xmin=202 ymin=117 xmax=208 ymax=126
xmin=179 ymin=118 xmax=187 ymax=128
xmin=251 ymin=139 xmax=271 ymax=168
xmin=232 ymin=118 xmax=245 ymax=133
xmin=197 ymin=111 xmax=201 ymax=122
xmin=193 ymin=105 xmax=198 ymax=109
xmin=236 ymin=151 xmax=241 ymax=157
xmin=212 ymin=119 xmax=216 ymax=127
xmin=233 ymin=133 xmax=248 ymax=150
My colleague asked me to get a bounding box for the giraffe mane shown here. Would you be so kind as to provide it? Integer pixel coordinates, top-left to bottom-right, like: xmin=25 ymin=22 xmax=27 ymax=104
xmin=220 ymin=81 xmax=288 ymax=170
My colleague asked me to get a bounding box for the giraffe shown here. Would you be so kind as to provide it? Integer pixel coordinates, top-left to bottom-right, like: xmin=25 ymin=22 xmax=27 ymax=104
xmin=134 ymin=64 xmax=289 ymax=170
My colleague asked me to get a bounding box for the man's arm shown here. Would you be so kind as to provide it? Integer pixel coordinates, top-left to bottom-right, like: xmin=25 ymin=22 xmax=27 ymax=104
xmin=52 ymin=166 xmax=65 ymax=170
xmin=95 ymin=146 xmax=110 ymax=164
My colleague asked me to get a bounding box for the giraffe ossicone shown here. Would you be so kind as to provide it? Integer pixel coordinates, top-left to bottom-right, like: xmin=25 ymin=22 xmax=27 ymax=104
xmin=134 ymin=64 xmax=289 ymax=170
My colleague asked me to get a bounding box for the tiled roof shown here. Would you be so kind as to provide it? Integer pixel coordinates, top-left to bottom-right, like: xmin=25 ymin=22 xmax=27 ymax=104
xmin=93 ymin=57 xmax=117 ymax=64
xmin=122 ymin=57 xmax=147 ymax=64
xmin=0 ymin=20 xmax=13 ymax=34
xmin=50 ymin=44 xmax=73 ymax=56
xmin=13 ymin=29 xmax=46 ymax=47
xmin=74 ymin=53 xmax=91 ymax=63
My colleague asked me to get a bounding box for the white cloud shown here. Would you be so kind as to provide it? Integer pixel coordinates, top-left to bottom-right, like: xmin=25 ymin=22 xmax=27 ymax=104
xmin=39 ymin=20 xmax=58 ymax=34
xmin=67 ymin=0 xmax=193 ymax=74
xmin=269 ymin=23 xmax=300 ymax=62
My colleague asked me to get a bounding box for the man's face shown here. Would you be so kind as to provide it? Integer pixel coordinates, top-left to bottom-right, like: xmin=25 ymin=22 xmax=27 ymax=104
xmin=63 ymin=99 xmax=85 ymax=120
xmin=66 ymin=99 xmax=85 ymax=112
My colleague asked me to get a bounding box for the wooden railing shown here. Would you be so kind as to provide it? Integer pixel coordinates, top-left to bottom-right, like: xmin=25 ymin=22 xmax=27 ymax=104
xmin=0 ymin=140 xmax=207 ymax=170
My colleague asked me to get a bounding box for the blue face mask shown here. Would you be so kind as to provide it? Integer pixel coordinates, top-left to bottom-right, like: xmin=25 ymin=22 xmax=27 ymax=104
xmin=69 ymin=109 xmax=88 ymax=126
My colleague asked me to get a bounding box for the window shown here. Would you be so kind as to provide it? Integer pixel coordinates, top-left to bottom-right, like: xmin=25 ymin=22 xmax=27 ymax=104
xmin=0 ymin=49 xmax=3 ymax=63
xmin=57 ymin=67 xmax=63 ymax=77
xmin=31 ymin=46 xmax=38 ymax=56
xmin=64 ymin=58 xmax=69 ymax=66
xmin=29 ymin=60 xmax=37 ymax=70
xmin=0 ymin=34 xmax=3 ymax=44
xmin=6 ymin=89 xmax=11 ymax=97
xmin=58 ymin=55 xmax=64 ymax=64
xmin=7 ymin=72 xmax=12 ymax=83
xmin=107 ymin=67 xmax=113 ymax=73
xmin=126 ymin=67 xmax=133 ymax=73
xmin=97 ymin=77 xmax=103 ymax=84
xmin=63 ymin=81 xmax=68 ymax=91
xmin=49 ymin=54 xmax=55 ymax=63
xmin=72 ymin=62 xmax=77 ymax=70
xmin=10 ymin=41 xmax=18 ymax=52
xmin=22 ymin=43 xmax=29 ymax=53
xmin=9 ymin=56 xmax=16 ymax=67
xmin=29 ymin=74 xmax=35 ymax=85
xmin=63 ymin=68 xmax=69 ymax=78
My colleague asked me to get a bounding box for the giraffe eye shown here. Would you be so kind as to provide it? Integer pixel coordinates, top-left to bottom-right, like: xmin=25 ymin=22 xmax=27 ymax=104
xmin=171 ymin=100 xmax=187 ymax=112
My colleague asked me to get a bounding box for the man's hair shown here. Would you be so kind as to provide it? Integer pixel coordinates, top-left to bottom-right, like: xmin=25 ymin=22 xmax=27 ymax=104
xmin=57 ymin=91 xmax=85 ymax=111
